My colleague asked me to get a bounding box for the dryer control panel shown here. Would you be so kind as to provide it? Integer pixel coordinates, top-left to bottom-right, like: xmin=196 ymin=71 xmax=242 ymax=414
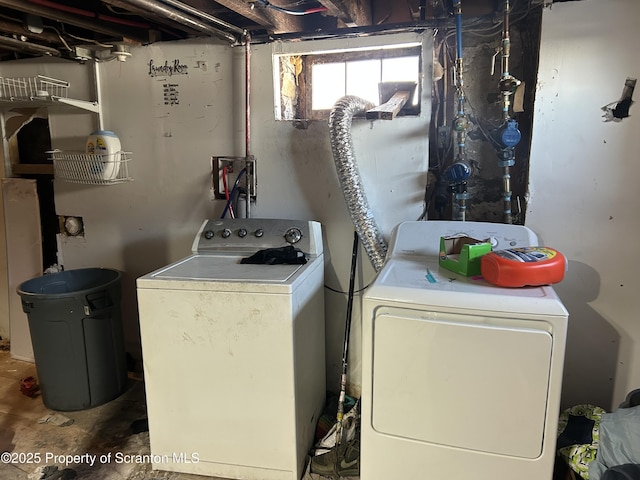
xmin=192 ymin=218 xmax=323 ymax=256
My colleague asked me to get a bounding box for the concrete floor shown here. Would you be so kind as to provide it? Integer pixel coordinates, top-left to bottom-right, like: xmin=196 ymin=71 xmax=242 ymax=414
xmin=1 ymin=344 xmax=568 ymax=480
xmin=0 ymin=347 xmax=225 ymax=480
xmin=0 ymin=348 xmax=347 ymax=480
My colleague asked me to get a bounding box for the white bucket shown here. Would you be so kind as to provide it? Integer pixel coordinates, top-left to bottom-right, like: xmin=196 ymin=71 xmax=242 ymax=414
xmin=86 ymin=130 xmax=121 ymax=181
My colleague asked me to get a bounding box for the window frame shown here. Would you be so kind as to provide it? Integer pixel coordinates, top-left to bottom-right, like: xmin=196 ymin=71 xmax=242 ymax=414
xmin=276 ymin=44 xmax=423 ymax=121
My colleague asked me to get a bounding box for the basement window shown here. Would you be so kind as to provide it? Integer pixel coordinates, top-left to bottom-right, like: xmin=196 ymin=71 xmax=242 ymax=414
xmin=275 ymin=44 xmax=422 ymax=121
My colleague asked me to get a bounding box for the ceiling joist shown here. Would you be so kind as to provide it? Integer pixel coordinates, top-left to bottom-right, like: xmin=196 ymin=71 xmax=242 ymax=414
xmin=317 ymin=0 xmax=372 ymax=26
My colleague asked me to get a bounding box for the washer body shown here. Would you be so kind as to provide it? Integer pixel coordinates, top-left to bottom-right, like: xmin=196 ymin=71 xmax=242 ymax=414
xmin=361 ymin=221 xmax=568 ymax=480
xmin=137 ymin=218 xmax=325 ymax=480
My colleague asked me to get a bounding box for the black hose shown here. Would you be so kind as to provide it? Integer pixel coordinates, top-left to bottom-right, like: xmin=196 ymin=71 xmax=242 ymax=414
xmin=342 ymin=231 xmax=359 ymax=371
xmin=335 ymin=230 xmax=359 ymax=445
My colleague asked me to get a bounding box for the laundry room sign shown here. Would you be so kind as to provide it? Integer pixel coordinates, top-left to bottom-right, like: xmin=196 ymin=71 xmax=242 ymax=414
xmin=148 ymin=59 xmax=188 ymax=77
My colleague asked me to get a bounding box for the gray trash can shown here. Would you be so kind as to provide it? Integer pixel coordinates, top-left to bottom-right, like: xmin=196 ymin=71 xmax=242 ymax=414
xmin=17 ymin=268 xmax=127 ymax=411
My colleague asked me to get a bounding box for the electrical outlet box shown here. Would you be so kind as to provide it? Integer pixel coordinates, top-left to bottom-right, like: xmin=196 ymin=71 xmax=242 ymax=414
xmin=212 ymin=156 xmax=256 ymax=201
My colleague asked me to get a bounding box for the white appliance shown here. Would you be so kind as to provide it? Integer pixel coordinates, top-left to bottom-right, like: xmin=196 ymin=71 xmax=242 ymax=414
xmin=136 ymin=218 xmax=326 ymax=480
xmin=361 ymin=221 xmax=568 ymax=480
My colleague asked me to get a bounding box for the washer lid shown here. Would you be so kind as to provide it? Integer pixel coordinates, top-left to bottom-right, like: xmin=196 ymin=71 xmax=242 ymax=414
xmin=149 ymin=255 xmax=305 ymax=282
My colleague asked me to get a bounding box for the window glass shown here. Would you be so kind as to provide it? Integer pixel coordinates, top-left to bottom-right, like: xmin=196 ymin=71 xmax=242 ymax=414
xmin=312 ymin=62 xmax=345 ymax=110
xmin=346 ymin=59 xmax=381 ymax=105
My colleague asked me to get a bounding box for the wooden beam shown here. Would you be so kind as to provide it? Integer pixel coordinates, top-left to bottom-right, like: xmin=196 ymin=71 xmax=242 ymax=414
xmin=365 ymin=91 xmax=410 ymax=120
xmin=210 ymin=0 xmax=274 ymax=28
xmin=212 ymin=0 xmax=312 ymax=33
xmin=316 ymin=0 xmax=372 ymax=26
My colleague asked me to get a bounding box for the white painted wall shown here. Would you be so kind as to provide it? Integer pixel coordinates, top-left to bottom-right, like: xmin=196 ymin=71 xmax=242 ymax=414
xmin=0 ymin=31 xmax=432 ymax=396
xmin=246 ymin=32 xmax=432 ymax=395
xmin=528 ymin=0 xmax=640 ymax=410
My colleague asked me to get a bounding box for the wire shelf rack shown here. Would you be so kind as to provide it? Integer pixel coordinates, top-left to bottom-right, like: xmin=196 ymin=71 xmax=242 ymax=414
xmin=49 ymin=150 xmax=133 ymax=185
xmin=0 ymin=75 xmax=69 ymax=101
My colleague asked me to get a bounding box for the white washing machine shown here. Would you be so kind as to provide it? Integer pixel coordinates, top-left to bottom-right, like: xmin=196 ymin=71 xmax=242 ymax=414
xmin=361 ymin=221 xmax=568 ymax=480
xmin=136 ymin=218 xmax=326 ymax=480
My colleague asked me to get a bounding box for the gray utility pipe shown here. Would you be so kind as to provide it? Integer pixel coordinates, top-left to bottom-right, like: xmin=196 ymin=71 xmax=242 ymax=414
xmin=0 ymin=35 xmax=61 ymax=56
xmin=329 ymin=96 xmax=388 ymax=273
xmin=160 ymin=0 xmax=245 ymax=36
xmin=116 ymin=0 xmax=239 ymax=44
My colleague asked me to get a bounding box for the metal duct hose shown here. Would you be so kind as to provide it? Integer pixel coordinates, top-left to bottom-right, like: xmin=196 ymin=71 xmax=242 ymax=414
xmin=329 ymin=95 xmax=388 ymax=272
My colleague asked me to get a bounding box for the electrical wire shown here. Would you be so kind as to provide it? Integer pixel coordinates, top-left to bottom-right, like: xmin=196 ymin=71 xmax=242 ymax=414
xmin=324 ymin=283 xmax=371 ymax=295
xmin=221 ymin=168 xmax=246 ymax=219
xmin=64 ymin=32 xmax=114 ymax=48
xmin=43 ymin=25 xmax=72 ymax=51
xmin=222 ymin=166 xmax=235 ymax=219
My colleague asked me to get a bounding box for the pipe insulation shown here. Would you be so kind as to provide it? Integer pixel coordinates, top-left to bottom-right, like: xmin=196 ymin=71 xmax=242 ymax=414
xmin=329 ymin=96 xmax=388 ymax=272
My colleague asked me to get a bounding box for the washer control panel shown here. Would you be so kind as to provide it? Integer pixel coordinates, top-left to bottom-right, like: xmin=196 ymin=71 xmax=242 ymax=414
xmin=192 ymin=218 xmax=323 ymax=256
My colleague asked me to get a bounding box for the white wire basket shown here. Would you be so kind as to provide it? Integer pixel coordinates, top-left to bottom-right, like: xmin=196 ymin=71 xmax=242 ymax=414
xmin=49 ymin=150 xmax=133 ymax=185
xmin=0 ymin=75 xmax=69 ymax=101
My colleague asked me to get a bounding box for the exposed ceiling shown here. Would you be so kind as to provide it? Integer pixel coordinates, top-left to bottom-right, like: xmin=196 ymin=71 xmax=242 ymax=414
xmin=0 ymin=0 xmax=538 ymax=63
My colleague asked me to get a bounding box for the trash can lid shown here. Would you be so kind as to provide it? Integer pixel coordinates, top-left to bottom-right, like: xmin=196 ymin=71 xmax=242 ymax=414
xmin=18 ymin=268 xmax=121 ymax=297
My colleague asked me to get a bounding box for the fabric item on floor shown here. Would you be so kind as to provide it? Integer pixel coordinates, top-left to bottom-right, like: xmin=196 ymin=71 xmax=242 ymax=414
xmin=600 ymin=464 xmax=640 ymax=480
xmin=557 ymin=404 xmax=606 ymax=479
xmin=38 ymin=413 xmax=74 ymax=427
xmin=588 ymin=406 xmax=640 ymax=480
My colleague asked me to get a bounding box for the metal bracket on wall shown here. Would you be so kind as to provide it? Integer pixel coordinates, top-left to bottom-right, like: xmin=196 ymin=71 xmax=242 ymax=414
xmin=212 ymin=156 xmax=257 ymax=201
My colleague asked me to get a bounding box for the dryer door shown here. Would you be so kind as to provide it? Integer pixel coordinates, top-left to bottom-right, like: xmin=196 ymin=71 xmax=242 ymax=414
xmin=371 ymin=307 xmax=553 ymax=458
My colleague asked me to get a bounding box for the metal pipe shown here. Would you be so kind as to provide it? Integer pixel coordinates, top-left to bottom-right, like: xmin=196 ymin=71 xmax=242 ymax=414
xmin=453 ymin=0 xmax=466 ymax=164
xmin=450 ymin=0 xmax=470 ymax=221
xmin=0 ymin=35 xmax=60 ymax=56
xmin=329 ymin=96 xmax=387 ymax=272
xmin=93 ymin=61 xmax=104 ymax=130
xmin=501 ymin=0 xmax=511 ymax=121
xmin=503 ymin=167 xmax=512 ymax=222
xmin=159 ymin=0 xmax=245 ymax=36
xmin=102 ymin=0 xmax=199 ymax=36
xmin=499 ymin=0 xmax=514 ymax=224
xmin=454 ymin=0 xmax=463 ymax=60
xmin=244 ymin=32 xmax=251 ymax=219
xmin=116 ymin=0 xmax=238 ymax=44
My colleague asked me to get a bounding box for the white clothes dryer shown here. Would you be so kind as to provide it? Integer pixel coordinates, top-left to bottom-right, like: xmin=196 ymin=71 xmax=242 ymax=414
xmin=361 ymin=221 xmax=568 ymax=480
xmin=137 ymin=218 xmax=325 ymax=480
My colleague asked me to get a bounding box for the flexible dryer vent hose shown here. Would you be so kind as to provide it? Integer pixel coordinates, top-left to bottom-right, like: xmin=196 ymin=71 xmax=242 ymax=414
xmin=329 ymin=95 xmax=388 ymax=272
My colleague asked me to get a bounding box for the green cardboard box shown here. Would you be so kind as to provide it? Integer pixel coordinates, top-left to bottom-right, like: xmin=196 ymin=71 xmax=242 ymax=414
xmin=439 ymin=235 xmax=492 ymax=276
